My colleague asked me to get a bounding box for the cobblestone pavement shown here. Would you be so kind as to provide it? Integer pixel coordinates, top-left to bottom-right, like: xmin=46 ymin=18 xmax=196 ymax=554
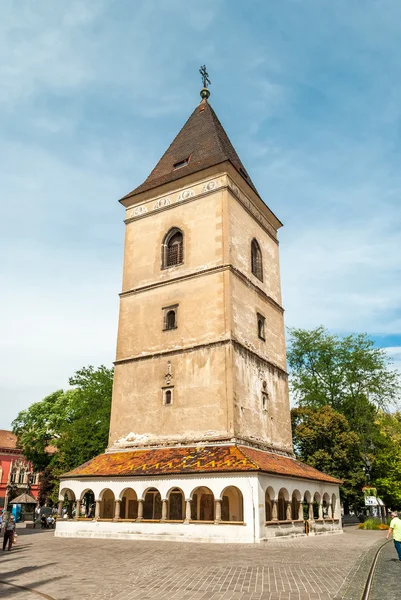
xmin=370 ymin=540 xmax=401 ymax=600
xmin=0 ymin=528 xmax=384 ymax=600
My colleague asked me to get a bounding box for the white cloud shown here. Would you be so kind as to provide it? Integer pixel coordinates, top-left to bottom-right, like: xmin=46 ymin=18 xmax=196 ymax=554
xmin=1 ymin=0 xmax=401 ymax=430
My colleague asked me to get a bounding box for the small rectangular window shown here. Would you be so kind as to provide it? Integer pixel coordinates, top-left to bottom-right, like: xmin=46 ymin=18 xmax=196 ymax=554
xmin=257 ymin=313 xmax=265 ymax=341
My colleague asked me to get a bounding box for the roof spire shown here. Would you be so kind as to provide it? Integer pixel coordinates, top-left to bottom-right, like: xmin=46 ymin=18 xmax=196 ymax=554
xmin=199 ymin=64 xmax=211 ymax=100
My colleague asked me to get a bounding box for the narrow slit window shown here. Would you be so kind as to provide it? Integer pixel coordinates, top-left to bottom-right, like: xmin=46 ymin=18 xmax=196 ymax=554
xmin=163 ymin=387 xmax=174 ymax=405
xmin=257 ymin=313 xmax=265 ymax=341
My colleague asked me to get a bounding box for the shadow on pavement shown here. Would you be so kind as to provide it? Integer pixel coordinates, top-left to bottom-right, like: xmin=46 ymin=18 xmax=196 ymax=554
xmin=0 ymin=559 xmax=62 ymax=599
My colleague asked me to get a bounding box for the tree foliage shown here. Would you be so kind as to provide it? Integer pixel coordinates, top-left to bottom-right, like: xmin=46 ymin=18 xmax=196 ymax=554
xmin=371 ymin=412 xmax=401 ymax=509
xmin=291 ymin=406 xmax=366 ymax=509
xmin=287 ymin=327 xmax=400 ymax=418
xmin=12 ymin=365 xmax=113 ymax=503
xmin=288 ymin=327 xmax=401 ymax=511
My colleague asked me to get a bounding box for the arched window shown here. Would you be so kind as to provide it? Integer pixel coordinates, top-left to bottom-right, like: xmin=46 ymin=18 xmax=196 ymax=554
xmin=167 ymin=310 xmax=176 ymax=329
xmin=162 ymin=228 xmax=184 ymax=268
xmin=251 ymin=239 xmax=263 ymax=281
xmin=164 ymin=389 xmax=172 ymax=405
xmin=18 ymin=469 xmax=25 ymax=484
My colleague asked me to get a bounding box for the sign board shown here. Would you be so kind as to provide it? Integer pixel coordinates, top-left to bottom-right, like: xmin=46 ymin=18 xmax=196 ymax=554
xmin=365 ymin=496 xmax=378 ymax=506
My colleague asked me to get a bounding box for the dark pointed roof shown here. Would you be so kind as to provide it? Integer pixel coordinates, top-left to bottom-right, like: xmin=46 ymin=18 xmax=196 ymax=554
xmin=121 ymin=99 xmax=260 ymax=201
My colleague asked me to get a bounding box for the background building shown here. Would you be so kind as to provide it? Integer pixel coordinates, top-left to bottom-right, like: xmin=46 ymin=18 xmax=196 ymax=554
xmin=0 ymin=430 xmax=40 ymax=510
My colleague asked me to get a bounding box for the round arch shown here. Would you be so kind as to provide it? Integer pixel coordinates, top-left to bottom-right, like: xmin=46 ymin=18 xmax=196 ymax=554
xmin=322 ymin=492 xmax=331 ymax=518
xmin=190 ymin=486 xmax=215 ymax=521
xmin=79 ymin=489 xmax=95 ymax=518
xmin=99 ymin=488 xmax=115 ymax=519
xmin=313 ymin=492 xmax=321 ymax=519
xmin=167 ymin=487 xmax=185 ymax=521
xmin=59 ymin=488 xmax=76 ymax=502
xmin=142 ymin=487 xmax=162 ymax=520
xmin=120 ymin=488 xmax=138 ymax=520
xmin=265 ymin=486 xmax=275 ymax=522
xmin=277 ymin=488 xmax=289 ymax=521
xmin=291 ymin=489 xmax=302 ymax=521
xmin=221 ymin=486 xmax=244 ymax=522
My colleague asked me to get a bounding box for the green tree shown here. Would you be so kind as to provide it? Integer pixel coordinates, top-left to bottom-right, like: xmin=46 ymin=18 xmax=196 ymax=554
xmin=287 ymin=327 xmax=400 ymax=416
xmin=291 ymin=406 xmax=366 ymax=511
xmin=287 ymin=327 xmax=400 ymax=461
xmin=371 ymin=412 xmax=401 ymax=509
xmin=12 ymin=365 xmax=113 ymax=503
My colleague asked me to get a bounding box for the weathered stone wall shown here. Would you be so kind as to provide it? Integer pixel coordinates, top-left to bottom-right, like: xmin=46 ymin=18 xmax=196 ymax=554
xmin=110 ymin=342 xmax=232 ymax=447
xmin=231 ymin=343 xmax=292 ymax=452
xmin=109 ymin=166 xmax=292 ymax=451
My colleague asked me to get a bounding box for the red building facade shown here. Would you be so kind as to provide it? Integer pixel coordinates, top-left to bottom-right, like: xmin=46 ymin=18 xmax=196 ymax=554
xmin=0 ymin=430 xmax=40 ymax=509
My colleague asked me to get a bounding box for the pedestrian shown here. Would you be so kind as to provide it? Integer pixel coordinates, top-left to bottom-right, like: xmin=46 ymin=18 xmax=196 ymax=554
xmin=2 ymin=515 xmax=16 ymax=551
xmin=386 ymin=510 xmax=401 ymax=561
xmin=0 ymin=510 xmax=3 ymax=528
xmin=40 ymin=514 xmax=47 ymax=529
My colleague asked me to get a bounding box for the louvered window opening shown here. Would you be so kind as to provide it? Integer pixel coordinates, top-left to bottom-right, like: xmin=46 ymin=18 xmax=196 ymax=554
xmin=166 ymin=242 xmax=183 ymax=266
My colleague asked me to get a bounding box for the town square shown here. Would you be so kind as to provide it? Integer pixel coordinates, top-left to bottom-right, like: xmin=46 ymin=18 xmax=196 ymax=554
xmin=1 ymin=1 xmax=401 ymax=599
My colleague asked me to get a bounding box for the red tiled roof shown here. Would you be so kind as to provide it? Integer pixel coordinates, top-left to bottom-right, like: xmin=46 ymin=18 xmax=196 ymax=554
xmin=121 ymin=99 xmax=260 ymax=201
xmin=0 ymin=430 xmax=19 ymax=451
xmin=0 ymin=429 xmax=56 ymax=455
xmin=239 ymin=447 xmax=341 ymax=484
xmin=62 ymin=445 xmax=341 ymax=484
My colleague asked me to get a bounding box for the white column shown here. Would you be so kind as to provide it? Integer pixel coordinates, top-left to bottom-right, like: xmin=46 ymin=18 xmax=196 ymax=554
xmin=161 ymin=499 xmax=168 ymax=522
xmin=75 ymin=500 xmax=81 ymax=519
xmin=114 ymin=499 xmax=121 ymax=520
xmin=136 ymin=499 xmax=143 ymax=521
xmin=298 ymin=501 xmax=304 ymax=521
xmin=214 ymin=499 xmax=222 ymax=524
xmin=184 ymin=499 xmax=191 ymax=523
xmin=94 ymin=500 xmax=101 ymax=519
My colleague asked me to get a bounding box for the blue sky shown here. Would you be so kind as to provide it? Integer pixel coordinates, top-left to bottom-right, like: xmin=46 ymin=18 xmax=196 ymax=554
xmin=1 ymin=0 xmax=401 ymax=429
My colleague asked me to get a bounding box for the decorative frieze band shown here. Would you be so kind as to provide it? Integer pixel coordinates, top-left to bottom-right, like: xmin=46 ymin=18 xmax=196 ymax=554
xmin=126 ymin=175 xmax=277 ymax=240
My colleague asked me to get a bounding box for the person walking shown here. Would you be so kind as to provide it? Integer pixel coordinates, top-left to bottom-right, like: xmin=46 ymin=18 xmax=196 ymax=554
xmin=386 ymin=510 xmax=401 ymax=561
xmin=2 ymin=515 xmax=16 ymax=551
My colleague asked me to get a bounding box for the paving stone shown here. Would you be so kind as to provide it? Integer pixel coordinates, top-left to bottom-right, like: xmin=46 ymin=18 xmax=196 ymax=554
xmin=0 ymin=528 xmax=385 ymax=600
xmin=370 ymin=540 xmax=401 ymax=600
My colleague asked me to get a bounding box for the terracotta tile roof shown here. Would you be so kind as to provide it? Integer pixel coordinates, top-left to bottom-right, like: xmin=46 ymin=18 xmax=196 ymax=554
xmin=62 ymin=445 xmax=341 ymax=484
xmin=239 ymin=447 xmax=342 ymax=484
xmin=0 ymin=430 xmax=20 ymax=451
xmin=121 ymin=99 xmax=260 ymax=201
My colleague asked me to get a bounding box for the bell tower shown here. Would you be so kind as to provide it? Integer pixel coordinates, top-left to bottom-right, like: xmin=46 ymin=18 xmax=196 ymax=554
xmin=108 ymin=81 xmax=292 ymax=456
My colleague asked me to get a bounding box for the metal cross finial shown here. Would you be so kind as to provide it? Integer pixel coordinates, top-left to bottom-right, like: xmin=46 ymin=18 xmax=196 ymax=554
xmin=199 ymin=65 xmax=211 ymax=89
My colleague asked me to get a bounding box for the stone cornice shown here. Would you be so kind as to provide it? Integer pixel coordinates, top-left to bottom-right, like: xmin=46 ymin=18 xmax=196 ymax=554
xmin=114 ymin=338 xmax=288 ymax=377
xmin=123 ymin=174 xmax=279 ymax=244
xmin=120 ymin=264 xmax=284 ymax=314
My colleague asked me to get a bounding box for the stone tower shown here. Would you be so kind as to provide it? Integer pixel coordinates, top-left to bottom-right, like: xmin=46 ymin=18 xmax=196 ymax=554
xmin=108 ymin=95 xmax=292 ymax=455
xmin=58 ymin=85 xmax=342 ymax=544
